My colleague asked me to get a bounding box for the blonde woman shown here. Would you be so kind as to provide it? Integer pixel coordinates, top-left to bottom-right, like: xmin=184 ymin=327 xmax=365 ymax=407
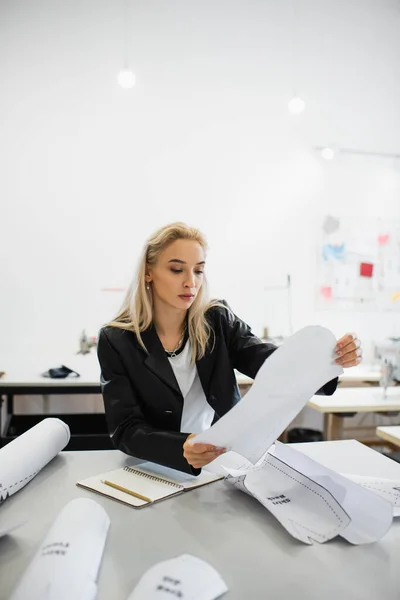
xmin=97 ymin=222 xmax=361 ymax=474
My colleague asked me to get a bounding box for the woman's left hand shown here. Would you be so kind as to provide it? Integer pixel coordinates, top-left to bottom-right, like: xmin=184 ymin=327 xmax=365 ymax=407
xmin=334 ymin=333 xmax=362 ymax=368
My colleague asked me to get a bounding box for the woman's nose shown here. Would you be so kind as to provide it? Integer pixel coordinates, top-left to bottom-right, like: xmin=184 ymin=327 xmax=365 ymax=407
xmin=184 ymin=274 xmax=196 ymax=288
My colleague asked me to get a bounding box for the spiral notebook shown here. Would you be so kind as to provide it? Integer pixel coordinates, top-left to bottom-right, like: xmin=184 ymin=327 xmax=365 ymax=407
xmin=76 ymin=462 xmax=223 ymax=508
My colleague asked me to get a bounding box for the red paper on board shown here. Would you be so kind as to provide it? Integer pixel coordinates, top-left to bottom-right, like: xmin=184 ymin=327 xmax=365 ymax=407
xmin=360 ymin=263 xmax=374 ymax=278
xmin=378 ymin=234 xmax=390 ymax=246
xmin=320 ymin=286 xmax=333 ymax=299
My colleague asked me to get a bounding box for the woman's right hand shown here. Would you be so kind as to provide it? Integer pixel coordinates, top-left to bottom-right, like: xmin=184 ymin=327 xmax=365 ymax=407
xmin=183 ymin=434 xmax=226 ymax=469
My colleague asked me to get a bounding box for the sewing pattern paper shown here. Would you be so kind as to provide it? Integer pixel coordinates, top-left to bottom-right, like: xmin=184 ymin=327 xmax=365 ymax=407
xmin=10 ymin=498 xmax=110 ymax=600
xmin=0 ymin=418 xmax=70 ymax=504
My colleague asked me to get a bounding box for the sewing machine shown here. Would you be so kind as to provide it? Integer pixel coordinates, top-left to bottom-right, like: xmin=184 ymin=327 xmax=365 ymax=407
xmin=374 ymin=338 xmax=400 ymax=396
xmin=77 ymin=330 xmax=98 ymax=355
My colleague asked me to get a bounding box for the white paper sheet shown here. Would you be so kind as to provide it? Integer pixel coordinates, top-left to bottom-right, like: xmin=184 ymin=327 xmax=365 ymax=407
xmin=127 ymin=554 xmax=228 ymax=600
xmin=0 ymin=418 xmax=70 ymax=504
xmin=274 ymin=443 xmax=393 ymax=544
xmin=194 ymin=326 xmax=342 ymax=463
xmin=225 ymin=451 xmax=351 ymax=544
xmin=340 ymin=473 xmax=400 ymax=517
xmin=225 ymin=442 xmax=393 ymax=544
xmin=205 ymin=451 xmax=258 ymax=475
xmin=10 ymin=498 xmax=110 ymax=600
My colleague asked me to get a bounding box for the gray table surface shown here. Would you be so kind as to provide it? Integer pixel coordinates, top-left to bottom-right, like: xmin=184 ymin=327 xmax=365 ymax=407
xmin=1 ymin=440 xmax=400 ymax=600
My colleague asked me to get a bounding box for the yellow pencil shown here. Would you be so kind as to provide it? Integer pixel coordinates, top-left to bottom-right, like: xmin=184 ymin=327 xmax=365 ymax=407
xmin=101 ymin=479 xmax=152 ymax=503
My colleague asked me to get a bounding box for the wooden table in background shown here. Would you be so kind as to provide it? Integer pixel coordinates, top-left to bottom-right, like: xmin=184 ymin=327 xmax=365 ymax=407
xmin=376 ymin=425 xmax=400 ymax=449
xmin=308 ymin=387 xmax=400 ymax=441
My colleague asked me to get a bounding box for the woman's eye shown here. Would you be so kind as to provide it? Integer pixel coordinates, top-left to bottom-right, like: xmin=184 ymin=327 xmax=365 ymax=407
xmin=170 ymin=269 xmax=204 ymax=275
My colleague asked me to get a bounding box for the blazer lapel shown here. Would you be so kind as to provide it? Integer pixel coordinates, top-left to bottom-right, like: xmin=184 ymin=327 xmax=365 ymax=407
xmin=196 ymin=336 xmax=218 ymax=397
xmin=141 ymin=325 xmax=182 ymax=397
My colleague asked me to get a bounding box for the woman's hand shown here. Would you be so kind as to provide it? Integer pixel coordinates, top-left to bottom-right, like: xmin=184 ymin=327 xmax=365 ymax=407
xmin=183 ymin=434 xmax=226 ymax=469
xmin=334 ymin=333 xmax=362 ymax=368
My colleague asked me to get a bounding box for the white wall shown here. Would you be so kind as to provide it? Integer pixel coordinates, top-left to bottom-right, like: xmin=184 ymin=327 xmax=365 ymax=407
xmin=1 ymin=0 xmax=400 ymax=362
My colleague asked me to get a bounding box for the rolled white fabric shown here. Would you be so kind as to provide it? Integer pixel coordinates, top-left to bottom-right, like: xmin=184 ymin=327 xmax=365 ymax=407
xmin=11 ymin=498 xmax=110 ymax=600
xmin=0 ymin=418 xmax=70 ymax=504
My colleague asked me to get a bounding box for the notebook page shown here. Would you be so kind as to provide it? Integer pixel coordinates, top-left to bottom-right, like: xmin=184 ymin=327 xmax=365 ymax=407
xmin=77 ymin=467 xmax=183 ymax=507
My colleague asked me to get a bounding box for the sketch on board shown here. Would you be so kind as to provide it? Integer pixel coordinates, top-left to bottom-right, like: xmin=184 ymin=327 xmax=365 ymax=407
xmin=316 ymin=215 xmax=400 ymax=311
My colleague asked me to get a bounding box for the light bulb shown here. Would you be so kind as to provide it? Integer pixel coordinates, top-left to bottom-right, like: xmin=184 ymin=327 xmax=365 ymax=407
xmin=117 ymin=69 xmax=136 ymax=89
xmin=321 ymin=147 xmax=335 ymax=160
xmin=288 ymin=96 xmax=305 ymax=114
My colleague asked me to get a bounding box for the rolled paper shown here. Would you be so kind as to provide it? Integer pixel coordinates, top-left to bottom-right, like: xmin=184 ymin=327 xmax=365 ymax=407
xmin=0 ymin=418 xmax=70 ymax=504
xmin=11 ymin=498 xmax=110 ymax=600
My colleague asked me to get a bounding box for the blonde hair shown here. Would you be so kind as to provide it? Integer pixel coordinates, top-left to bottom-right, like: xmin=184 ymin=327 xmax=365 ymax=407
xmin=107 ymin=222 xmax=224 ymax=362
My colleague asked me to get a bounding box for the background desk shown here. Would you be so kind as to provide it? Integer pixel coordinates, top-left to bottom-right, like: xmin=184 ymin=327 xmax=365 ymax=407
xmin=2 ymin=440 xmax=400 ymax=599
xmin=308 ymin=387 xmax=400 ymax=441
xmin=235 ymin=364 xmax=382 ymax=393
xmin=336 ymin=365 xmax=381 ymax=386
xmin=0 ymin=379 xmax=109 ymax=449
xmin=0 ymin=354 xmax=105 ymax=447
xmin=0 ymin=361 xmax=251 ymax=446
xmin=376 ymin=426 xmax=400 ymax=449
xmin=0 ymin=353 xmax=384 ymax=447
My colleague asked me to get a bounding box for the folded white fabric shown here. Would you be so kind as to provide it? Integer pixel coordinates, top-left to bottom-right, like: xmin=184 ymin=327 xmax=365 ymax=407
xmin=11 ymin=498 xmax=110 ymax=600
xmin=0 ymin=418 xmax=70 ymax=504
xmin=127 ymin=554 xmax=228 ymax=600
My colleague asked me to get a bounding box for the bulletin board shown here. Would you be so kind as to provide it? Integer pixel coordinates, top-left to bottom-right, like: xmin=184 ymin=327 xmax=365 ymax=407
xmin=316 ymin=215 xmax=400 ymax=311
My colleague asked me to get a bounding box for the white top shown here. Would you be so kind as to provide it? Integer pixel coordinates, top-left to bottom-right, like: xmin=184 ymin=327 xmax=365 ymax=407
xmin=167 ymin=341 xmax=215 ymax=434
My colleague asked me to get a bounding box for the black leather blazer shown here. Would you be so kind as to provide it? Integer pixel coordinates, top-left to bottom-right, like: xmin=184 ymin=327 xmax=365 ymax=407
xmin=97 ymin=301 xmax=337 ymax=474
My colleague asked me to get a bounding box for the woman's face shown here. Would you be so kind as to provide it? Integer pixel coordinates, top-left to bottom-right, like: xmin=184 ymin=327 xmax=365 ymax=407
xmin=146 ymin=239 xmax=205 ymax=311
